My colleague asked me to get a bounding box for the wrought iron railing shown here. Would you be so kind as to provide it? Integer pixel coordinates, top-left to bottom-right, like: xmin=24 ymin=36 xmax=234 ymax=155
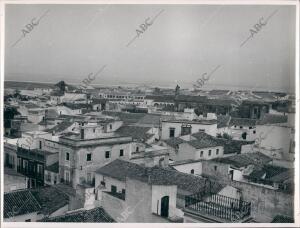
xmin=185 ymin=193 xmax=251 ymax=221
xmin=17 ymin=167 xmax=44 ymax=180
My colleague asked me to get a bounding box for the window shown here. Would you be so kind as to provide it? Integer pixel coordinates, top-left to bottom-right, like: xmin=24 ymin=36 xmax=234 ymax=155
xmin=93 ymin=128 xmax=96 ymax=133
xmin=249 ymin=126 xmax=253 ymax=129
xmin=216 ymin=149 xmax=219 ymax=155
xmin=254 ymin=108 xmax=258 ymax=115
xmin=214 ymin=165 xmax=217 ymax=171
xmin=23 ymin=160 xmax=28 ymax=171
xmin=47 ymin=173 xmax=51 ymax=182
xmin=181 ymin=124 xmax=192 ymax=136
xmin=122 ymin=189 xmax=126 ymax=195
xmin=109 ymin=124 xmax=112 ymax=130
xmin=253 ymin=130 xmax=256 ymax=134
xmin=87 ymin=173 xmax=92 ymax=184
xmin=169 ymin=128 xmax=175 ymax=138
xmin=37 ymin=164 xmax=43 ymax=175
xmin=80 ymin=129 xmax=84 ymax=140
xmin=136 ymin=147 xmax=139 ymax=152
xmin=39 ymin=141 xmax=42 ymax=149
xmin=66 ymin=152 xmax=70 ymax=161
xmin=120 ymin=149 xmax=124 ymax=157
xmin=65 ymin=171 xmax=70 ymax=183
xmin=111 ymin=185 xmax=117 ymax=193
xmin=86 ymin=153 xmax=92 ymax=161
xmin=17 ymin=158 xmax=21 ymax=172
xmin=240 ymin=126 xmax=243 ymax=129
xmin=105 ymin=151 xmax=110 ymax=159
xmin=191 ymin=169 xmax=194 ymax=174
xmin=208 ymin=150 xmax=212 ymax=156
xmin=199 ymin=129 xmax=205 ymax=132
xmin=200 ymin=151 xmax=204 ymax=157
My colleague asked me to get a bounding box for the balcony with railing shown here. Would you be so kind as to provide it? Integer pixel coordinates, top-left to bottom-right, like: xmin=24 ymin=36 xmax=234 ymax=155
xmin=185 ymin=192 xmax=251 ymax=222
xmin=17 ymin=166 xmax=44 ymax=180
xmin=17 ymin=147 xmax=45 ymax=162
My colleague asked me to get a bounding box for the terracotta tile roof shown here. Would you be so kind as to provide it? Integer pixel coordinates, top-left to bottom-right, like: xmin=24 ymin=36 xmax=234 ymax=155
xmin=136 ymin=114 xmax=164 ymax=126
xmin=271 ymin=215 xmax=294 ymax=223
xmin=269 ymin=169 xmax=294 ymax=183
xmin=90 ymin=98 xmax=107 ymax=105
xmin=212 ymin=152 xmax=272 ymax=168
xmin=41 ymin=207 xmax=115 ymax=222
xmin=46 ymin=120 xmax=74 ymax=133
xmin=229 ymin=118 xmax=257 ymax=127
xmin=190 ymin=132 xmax=230 ymax=150
xmin=96 ymin=159 xmax=224 ymax=194
xmin=4 ymin=190 xmax=41 ymax=218
xmin=52 ymin=183 xmax=77 ymax=197
xmin=163 ymin=118 xmax=217 ymax=125
xmin=242 ymin=99 xmax=270 ymax=105
xmin=145 ymin=95 xmax=175 ymax=102
xmin=30 ymin=186 xmax=69 ymax=215
xmin=164 ymin=131 xmax=251 ymax=153
xmin=217 ymin=115 xmax=231 ymax=128
xmin=213 ymin=138 xmax=254 ymax=154
xmin=19 ymin=102 xmax=40 ymax=109
xmin=248 ymin=165 xmax=294 ymax=184
xmin=50 ymin=91 xmax=64 ymax=96
xmin=45 ymin=162 xmax=59 ymax=173
xmin=256 ymin=114 xmax=288 ymax=125
xmin=175 ymin=95 xmax=207 ymax=103
xmin=115 ymin=126 xmax=152 ymax=142
xmin=205 ymin=98 xmax=236 ymax=106
xmin=247 ymin=169 xmax=266 ymax=179
xmin=187 ymin=139 xmax=223 ymax=149
xmin=163 ymin=137 xmax=185 ymax=148
xmin=62 ymin=103 xmax=92 ymax=110
xmin=102 ymin=111 xmax=146 ymax=125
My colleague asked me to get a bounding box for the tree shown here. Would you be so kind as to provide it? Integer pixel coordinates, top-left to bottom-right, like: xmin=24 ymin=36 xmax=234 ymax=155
xmin=55 ymin=81 xmax=67 ymax=93
xmin=4 ymin=107 xmax=20 ymax=128
xmin=222 ymin=132 xmax=233 ymax=140
xmin=13 ymin=89 xmax=21 ymax=98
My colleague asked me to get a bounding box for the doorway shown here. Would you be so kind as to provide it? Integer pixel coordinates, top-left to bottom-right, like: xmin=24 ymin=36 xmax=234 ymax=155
xmin=160 ymin=196 xmax=169 ymax=217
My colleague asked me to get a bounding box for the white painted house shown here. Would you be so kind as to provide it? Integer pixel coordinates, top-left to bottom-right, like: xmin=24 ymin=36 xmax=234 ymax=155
xmin=161 ymin=118 xmax=217 ymax=140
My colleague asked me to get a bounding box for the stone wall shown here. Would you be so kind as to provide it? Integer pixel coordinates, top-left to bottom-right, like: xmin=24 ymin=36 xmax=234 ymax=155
xmin=229 ymin=180 xmax=294 ymax=222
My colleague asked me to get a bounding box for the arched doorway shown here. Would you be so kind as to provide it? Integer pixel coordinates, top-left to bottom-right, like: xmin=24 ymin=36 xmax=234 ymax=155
xmin=242 ymin=132 xmax=247 ymax=140
xmin=161 ymin=196 xmax=169 ymax=217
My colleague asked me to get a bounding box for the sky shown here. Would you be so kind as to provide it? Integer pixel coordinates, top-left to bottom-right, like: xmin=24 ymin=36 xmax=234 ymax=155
xmin=5 ymin=4 xmax=296 ymax=92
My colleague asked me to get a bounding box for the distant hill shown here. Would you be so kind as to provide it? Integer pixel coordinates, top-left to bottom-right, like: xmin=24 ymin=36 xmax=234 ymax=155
xmin=5 ymin=81 xmax=56 ymax=90
xmin=5 ymin=81 xmax=77 ymax=91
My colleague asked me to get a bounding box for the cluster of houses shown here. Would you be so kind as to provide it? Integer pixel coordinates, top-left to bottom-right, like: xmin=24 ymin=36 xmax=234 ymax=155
xmin=3 ymin=82 xmax=295 ymax=223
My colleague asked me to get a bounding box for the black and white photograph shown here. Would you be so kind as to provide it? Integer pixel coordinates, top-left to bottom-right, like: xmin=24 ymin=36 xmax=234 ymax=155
xmin=1 ymin=0 xmax=299 ymax=226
